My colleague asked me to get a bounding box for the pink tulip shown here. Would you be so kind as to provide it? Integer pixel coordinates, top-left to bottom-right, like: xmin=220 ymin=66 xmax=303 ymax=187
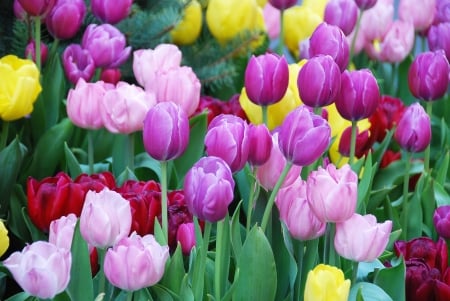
xmin=276 ymin=178 xmax=326 ymax=240
xmin=48 ymin=213 xmax=77 ymax=250
xmin=335 ymin=213 xmax=392 ymax=262
xmin=263 ymin=3 xmax=280 ymax=39
xmin=91 ymin=0 xmax=132 ymax=24
xmin=359 ymin=0 xmax=394 ymax=42
xmin=62 ymin=44 xmax=96 ymax=85
xmin=399 ymin=0 xmax=436 ymax=31
xmin=80 ymin=188 xmax=132 ymax=248
xmin=104 ymin=233 xmax=169 ymax=291
xmin=306 ymin=163 xmax=358 ymax=223
xmin=46 ymin=0 xmax=86 ymax=40
xmin=101 ymin=82 xmax=156 ymax=134
xmin=25 ymin=39 xmax=48 ymax=65
xmin=176 ymin=222 xmax=196 ymax=254
xmin=247 ymin=123 xmax=273 ymax=166
xmin=3 ymin=241 xmax=71 ymax=299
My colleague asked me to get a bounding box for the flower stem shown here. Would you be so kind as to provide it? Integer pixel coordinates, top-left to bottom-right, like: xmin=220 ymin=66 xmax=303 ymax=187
xmin=126 ymin=291 xmax=133 ymax=301
xmin=261 ymin=161 xmax=293 ymax=232
xmin=349 ymin=120 xmax=358 ymax=165
xmin=161 ymin=160 xmax=169 ymax=243
xmin=193 ymin=221 xmax=212 ymax=301
xmin=215 ymin=219 xmax=225 ymax=301
xmin=127 ymin=133 xmax=135 ymax=172
xmin=277 ymin=9 xmax=285 ymax=55
xmin=352 ymin=261 xmax=359 ymax=285
xmin=401 ymin=151 xmax=412 ymax=240
xmin=424 ymin=101 xmax=433 ymax=173
xmin=294 ymin=240 xmax=305 ymax=301
xmin=97 ymin=248 xmax=106 ymax=295
xmin=246 ymin=167 xmax=260 ymax=233
xmin=262 ymin=105 xmax=268 ymax=127
xmin=349 ymin=9 xmax=364 ymax=64
xmin=34 ymin=17 xmax=41 ymax=71
xmin=324 ymin=223 xmax=337 ymax=266
xmin=88 ymin=130 xmax=95 ymax=175
xmin=0 ymin=122 xmax=9 ymax=150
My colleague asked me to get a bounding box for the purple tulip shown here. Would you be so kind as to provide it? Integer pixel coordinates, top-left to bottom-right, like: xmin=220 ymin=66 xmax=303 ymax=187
xmin=433 ymin=0 xmax=450 ymax=24
xmin=244 ymin=53 xmax=289 ymax=106
xmin=3 ymin=241 xmax=71 ymax=299
xmin=247 ymin=123 xmax=273 ymax=166
xmin=297 ymin=54 xmax=341 ymax=108
xmin=309 ymin=22 xmax=350 ymax=72
xmin=278 ymin=105 xmax=331 ymax=166
xmin=205 ymin=114 xmax=250 ymax=172
xmin=184 ymin=156 xmax=235 ymax=222
xmin=335 ymin=69 xmax=380 ymax=121
xmin=324 ymin=0 xmax=358 ymax=36
xmin=81 ymin=24 xmax=131 ymax=69
xmin=46 ymin=0 xmax=86 ymax=40
xmin=17 ymin=0 xmax=56 ymax=17
xmin=91 ymin=0 xmax=132 ymax=24
xmin=434 ymin=206 xmax=450 ymax=239
xmin=354 ymin=0 xmax=378 ymax=10
xmin=268 ymin=0 xmax=297 ymax=10
xmin=14 ymin=0 xmax=27 ymax=19
xmin=48 ymin=213 xmax=77 ymax=250
xmin=62 ymin=44 xmax=96 ymax=85
xmin=394 ymin=103 xmax=432 ymax=153
xmin=428 ymin=23 xmax=450 ymax=61
xmin=104 ymin=233 xmax=169 ymax=291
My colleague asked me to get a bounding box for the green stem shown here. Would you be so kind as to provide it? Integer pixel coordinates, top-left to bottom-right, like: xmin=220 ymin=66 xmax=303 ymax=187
xmin=193 ymin=222 xmax=212 ymax=301
xmin=401 ymin=151 xmax=412 ymax=240
xmin=34 ymin=17 xmax=41 ymax=71
xmin=161 ymin=160 xmax=169 ymax=243
xmin=352 ymin=261 xmax=359 ymax=285
xmin=349 ymin=120 xmax=358 ymax=165
xmin=215 ymin=219 xmax=225 ymax=301
xmin=277 ymin=9 xmax=285 ymax=55
xmin=324 ymin=223 xmax=337 ymax=266
xmin=127 ymin=133 xmax=135 ymax=171
xmin=0 ymin=122 xmax=9 ymax=150
xmin=261 ymin=161 xmax=293 ymax=232
xmin=294 ymin=241 xmax=305 ymax=301
xmin=88 ymin=130 xmax=95 ymax=175
xmin=349 ymin=9 xmax=364 ymax=64
xmin=97 ymin=248 xmax=106 ymax=295
xmin=313 ymin=107 xmax=322 ymax=116
xmin=126 ymin=291 xmax=133 ymax=301
xmin=424 ymin=101 xmax=433 ymax=173
xmin=246 ymin=168 xmax=260 ymax=233
xmin=262 ymin=105 xmax=268 ymax=127
xmin=301 ymin=238 xmax=319 ymax=299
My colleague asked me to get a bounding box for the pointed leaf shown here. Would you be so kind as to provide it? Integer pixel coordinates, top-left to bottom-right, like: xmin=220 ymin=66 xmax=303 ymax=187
xmin=64 ymin=142 xmax=83 ymax=178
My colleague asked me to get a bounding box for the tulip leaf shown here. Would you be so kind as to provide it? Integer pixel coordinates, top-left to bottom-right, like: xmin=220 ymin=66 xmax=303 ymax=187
xmin=348 ymin=282 xmax=393 ymax=301
xmin=232 ymin=226 xmax=277 ymax=301
xmin=161 ymin=244 xmax=185 ymax=295
xmin=4 ymin=292 xmax=31 ymax=301
xmin=357 ymin=152 xmax=375 ymax=214
xmin=372 ymin=160 xmax=423 ymax=190
xmin=179 ymin=274 xmax=194 ymax=301
xmin=230 ymin=200 xmax=243 ymax=261
xmin=8 ymin=185 xmax=32 ymax=242
xmin=373 ymin=257 xmax=405 ymax=301
xmin=274 ymin=220 xmax=297 ymax=301
xmin=116 ymin=167 xmax=138 ymax=187
xmin=435 ymin=151 xmax=449 ymax=186
xmin=64 ymin=142 xmax=83 ymax=178
xmin=134 ymin=152 xmax=161 ymax=181
xmin=215 ymin=216 xmax=231 ymax=300
xmin=435 ymin=181 xmax=450 ymax=207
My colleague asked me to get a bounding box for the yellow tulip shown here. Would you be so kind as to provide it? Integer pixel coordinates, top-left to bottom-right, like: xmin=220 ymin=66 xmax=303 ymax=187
xmin=171 ymin=1 xmax=203 ymax=45
xmin=0 ymin=220 xmax=9 ymax=257
xmin=239 ymin=62 xmax=304 ymax=130
xmin=0 ymin=55 xmax=41 ymax=121
xmin=302 ymin=0 xmax=329 ymax=18
xmin=256 ymin=0 xmax=267 ymax=6
xmin=304 ymin=264 xmax=351 ymax=301
xmin=283 ymin=5 xmax=322 ymax=57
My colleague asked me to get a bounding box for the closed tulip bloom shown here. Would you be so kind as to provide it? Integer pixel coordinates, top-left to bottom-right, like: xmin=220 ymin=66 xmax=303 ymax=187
xmin=399 ymin=0 xmax=436 ymax=31
xmin=394 ymin=103 xmax=431 ymax=153
xmin=176 ymin=222 xmax=196 ymax=254
xmin=335 ymin=69 xmax=380 ymax=121
xmin=354 ymin=0 xmax=378 ymax=9
xmin=102 ymin=82 xmax=156 ymax=134
xmin=269 ymin=0 xmax=297 ymax=10
xmin=184 ymin=156 xmax=235 ymax=222
xmin=81 ymin=24 xmax=131 ymax=69
xmin=434 ymin=0 xmax=450 ymax=24
xmin=100 ymin=68 xmax=121 ymax=85
xmin=434 ymin=206 xmax=450 ymax=239
xmin=0 ymin=220 xmax=9 ymax=257
xmin=91 ymin=0 xmax=132 ymax=24
xmin=104 ymin=233 xmax=169 ymax=291
xmin=48 ymin=213 xmax=77 ymax=250
xmin=62 ymin=44 xmax=96 ymax=85
xmin=307 ymin=163 xmax=357 ymax=223
xmin=334 ymin=213 xmax=392 ymax=262
xmin=143 ymin=102 xmax=190 ymax=161
xmin=358 ymin=0 xmax=394 ymax=42
xmin=324 ymin=0 xmax=358 ymax=36
xmin=14 ymin=0 xmax=27 ymax=19
xmin=247 ymin=124 xmax=273 ymax=166
xmin=278 ymin=105 xmax=331 ymax=166
xmin=3 ymin=241 xmax=71 ymax=299
xmin=263 ymin=3 xmax=280 ymax=39
xmin=276 ymin=178 xmax=326 ymax=240
xmin=428 ymin=23 xmax=450 ymax=60
xmin=304 ymin=264 xmax=351 ymax=301
xmin=171 ymin=0 xmax=203 ymax=45
xmin=18 ymin=0 xmax=56 ymax=17
xmin=244 ymin=53 xmax=289 ymax=106
xmin=205 ymin=114 xmax=250 ymax=172
xmin=25 ymin=40 xmax=48 ymax=66
xmin=297 ymin=55 xmax=341 ymax=108
xmin=0 ymin=55 xmax=41 ymax=121
xmin=309 ymin=23 xmax=350 ymax=72
xmin=66 ymin=78 xmax=114 ymax=129
xmin=80 ymin=188 xmax=132 ymax=248
xmin=46 ymin=0 xmax=86 ymax=40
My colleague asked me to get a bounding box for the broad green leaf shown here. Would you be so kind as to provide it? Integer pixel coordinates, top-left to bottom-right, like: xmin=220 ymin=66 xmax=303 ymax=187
xmin=215 ymin=216 xmax=231 ymax=300
xmin=230 ymin=200 xmax=243 ymax=261
xmin=161 ymin=244 xmax=186 ymax=295
xmin=435 ymin=151 xmax=449 ymax=187
xmin=151 ymin=286 xmax=174 ymax=301
xmin=134 ymin=152 xmax=161 ymax=180
xmin=349 ymin=282 xmax=393 ymax=301
xmin=373 ymin=257 xmax=405 ymax=301
xmin=5 ymin=292 xmax=31 ymax=301
xmin=357 ymin=152 xmax=374 ymax=214
xmin=179 ymin=274 xmax=194 ymax=301
xmin=372 ymin=160 xmax=422 ymax=191
xmin=64 ymin=142 xmax=83 ymax=178
xmin=41 ymin=51 xmax=65 ymax=128
xmin=435 ymin=181 xmax=450 ymax=207
xmin=7 ymin=185 xmax=31 ymax=243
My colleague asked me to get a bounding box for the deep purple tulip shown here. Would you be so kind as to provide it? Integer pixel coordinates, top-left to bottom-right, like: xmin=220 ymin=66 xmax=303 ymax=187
xmin=184 ymin=156 xmax=235 ymax=222
xmin=91 ymin=0 xmax=132 ymax=24
xmin=335 ymin=69 xmax=380 ymax=121
xmin=408 ymin=50 xmax=450 ymax=101
xmin=309 ymin=22 xmax=350 ymax=72
xmin=244 ymin=53 xmax=289 ymax=106
xmin=324 ymin=0 xmax=358 ymax=36
xmin=18 ymin=0 xmax=56 ymax=17
xmin=143 ymin=102 xmax=190 ymax=161
xmin=354 ymin=0 xmax=378 ymax=10
xmin=297 ymin=54 xmax=341 ymax=108
xmin=433 ymin=0 xmax=450 ymax=24
xmin=62 ymin=44 xmax=96 ymax=85
xmin=268 ymin=0 xmax=297 ymax=10
xmin=46 ymin=0 xmax=86 ymax=40
xmin=278 ymin=105 xmax=331 ymax=166
xmin=434 ymin=206 xmax=450 ymax=239
xmin=428 ymin=23 xmax=450 ymax=61
xmin=247 ymin=123 xmax=273 ymax=166
xmin=394 ymin=103 xmax=431 ymax=153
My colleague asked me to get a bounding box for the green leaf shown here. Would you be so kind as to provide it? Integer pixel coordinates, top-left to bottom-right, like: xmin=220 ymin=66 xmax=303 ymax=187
xmin=115 ymin=167 xmax=138 ymax=187
xmin=435 ymin=151 xmax=449 ymax=186
xmin=435 ymin=181 xmax=450 ymax=207
xmin=151 ymin=285 xmax=175 ymax=301
xmin=179 ymin=274 xmax=194 ymax=301
xmin=64 ymin=142 xmax=83 ymax=178
xmin=230 ymin=200 xmax=243 ymax=262
xmin=357 ymin=152 xmax=374 ymax=214
xmin=5 ymin=292 xmax=31 ymax=301
xmin=7 ymin=185 xmax=31 ymax=243
xmin=161 ymin=244 xmax=186 ymax=295
xmin=373 ymin=257 xmax=405 ymax=301
xmin=232 ymin=226 xmax=277 ymax=301
xmin=134 ymin=152 xmax=161 ymax=180
xmin=372 ymin=160 xmax=423 ymax=191
xmin=215 ymin=216 xmax=231 ymax=300
xmin=349 ymin=282 xmax=393 ymax=301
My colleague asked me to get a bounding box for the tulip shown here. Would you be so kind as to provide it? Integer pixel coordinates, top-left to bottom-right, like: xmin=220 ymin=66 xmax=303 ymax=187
xmin=338 ymin=126 xmax=372 ymax=158
xmin=176 ymin=222 xmax=196 ymax=254
xmin=354 ymin=0 xmax=378 ymax=9
xmin=434 ymin=206 xmax=450 ymax=239
xmin=0 ymin=55 xmax=41 ymax=121
xmin=263 ymin=3 xmax=280 ymax=39
xmin=380 ymin=149 xmax=402 ymax=168
xmin=103 ymin=233 xmax=169 ymax=291
xmin=101 ymin=82 xmax=156 ymax=134
xmin=335 ymin=69 xmax=380 ymax=121
xmin=297 ymin=55 xmax=341 ymax=108
xmin=171 ymin=0 xmax=203 ymax=45
xmin=205 ymin=114 xmax=250 ymax=172
xmin=3 ymin=241 xmax=71 ymax=299
xmin=247 ymin=124 xmax=273 ymax=166
xmin=100 ymin=68 xmax=121 ymax=84
xmin=66 ymin=78 xmax=114 ymax=129
xmin=80 ymin=188 xmax=132 ymax=248
xmin=428 ymin=23 xmax=450 ymax=61
xmin=184 ymin=156 xmax=235 ymax=222
xmin=309 ymin=22 xmax=350 ymax=72
xmin=399 ymin=0 xmax=436 ymax=31
xmin=91 ymin=0 xmax=132 ymax=24
xmin=62 ymin=44 xmax=96 ymax=85
xmin=46 ymin=0 xmax=86 ymax=40
xmin=306 ymin=163 xmax=358 ymax=223
xmin=324 ymin=0 xmax=358 ymax=36
xmin=434 ymin=0 xmax=450 ymax=24
xmin=334 ymin=213 xmax=392 ymax=262
xmin=143 ymin=102 xmax=190 ymax=161
xmin=17 ymin=0 xmax=56 ymax=17
xmin=304 ymin=264 xmax=351 ymax=301
xmin=276 ymin=178 xmax=326 ymax=240
xmin=0 ymin=220 xmax=9 ymax=257
xmin=74 ymin=171 xmax=117 ymax=192
xmin=244 ymin=53 xmax=289 ymax=106
xmin=368 ymin=95 xmax=406 ymax=144
xmin=268 ymin=0 xmax=297 ymax=10
xmin=48 ymin=213 xmax=77 ymax=250
xmin=81 ymin=24 xmax=131 ymax=69
xmin=14 ymin=0 xmax=27 ymax=19
xmin=278 ymin=105 xmax=331 ymax=166
xmin=25 ymin=40 xmax=48 ymax=66
xmin=394 ymin=103 xmax=431 ymax=153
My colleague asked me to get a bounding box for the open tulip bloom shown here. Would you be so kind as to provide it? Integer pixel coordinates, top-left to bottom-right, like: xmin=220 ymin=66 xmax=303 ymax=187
xmin=2 ymin=1 xmax=450 ymax=300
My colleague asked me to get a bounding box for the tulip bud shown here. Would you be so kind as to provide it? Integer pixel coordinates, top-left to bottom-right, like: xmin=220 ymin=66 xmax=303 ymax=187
xmin=399 ymin=0 xmax=436 ymax=31
xmin=171 ymin=0 xmax=203 ymax=45
xmin=91 ymin=0 xmax=132 ymax=24
xmin=25 ymin=40 xmax=48 ymax=66
xmin=434 ymin=206 xmax=450 ymax=239
xmin=0 ymin=220 xmax=9 ymax=257
xmin=100 ymin=68 xmax=121 ymax=84
xmin=324 ymin=0 xmax=358 ymax=36
xmin=263 ymin=3 xmax=280 ymax=40
xmin=14 ymin=0 xmax=27 ymax=20
xmin=184 ymin=156 xmax=235 ymax=222
xmin=17 ymin=0 xmax=56 ymax=17
xmin=176 ymin=222 xmax=196 ymax=254
xmin=354 ymin=0 xmax=378 ymax=10
xmin=48 ymin=213 xmax=77 ymax=250
xmin=62 ymin=44 xmax=96 ymax=85
xmin=394 ymin=103 xmax=431 ymax=153
xmin=143 ymin=102 xmax=190 ymax=161
xmin=433 ymin=0 xmax=450 ymax=24
xmin=46 ymin=0 xmax=86 ymax=40
xmin=427 ymin=23 xmax=450 ymax=61
xmin=247 ymin=124 xmax=273 ymax=166
xmin=268 ymin=0 xmax=297 ymax=10
xmin=297 ymin=54 xmax=341 ymax=108
xmin=244 ymin=53 xmax=289 ymax=106
xmin=304 ymin=264 xmax=351 ymax=301
xmin=278 ymin=105 xmax=331 ymax=166
xmin=335 ymin=69 xmax=380 ymax=121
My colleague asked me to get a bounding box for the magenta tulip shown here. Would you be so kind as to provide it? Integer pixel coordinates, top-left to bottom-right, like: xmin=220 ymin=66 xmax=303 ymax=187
xmin=394 ymin=103 xmax=431 ymax=153
xmin=176 ymin=222 xmax=196 ymax=254
xmin=433 ymin=0 xmax=450 ymax=24
xmin=268 ymin=0 xmax=297 ymax=10
xmin=428 ymin=23 xmax=450 ymax=61
xmin=324 ymin=0 xmax=358 ymax=36
xmin=46 ymin=0 xmax=86 ymax=40
xmin=434 ymin=206 xmax=450 ymax=239
xmin=25 ymin=39 xmax=48 ymax=65
xmin=247 ymin=123 xmax=273 ymax=166
xmin=91 ymin=0 xmax=132 ymax=24
xmin=143 ymin=102 xmax=190 ymax=161
xmin=354 ymin=0 xmax=378 ymax=10
xmin=17 ymin=0 xmax=56 ymax=17
xmin=48 ymin=213 xmax=77 ymax=250
xmin=62 ymin=44 xmax=96 ymax=85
